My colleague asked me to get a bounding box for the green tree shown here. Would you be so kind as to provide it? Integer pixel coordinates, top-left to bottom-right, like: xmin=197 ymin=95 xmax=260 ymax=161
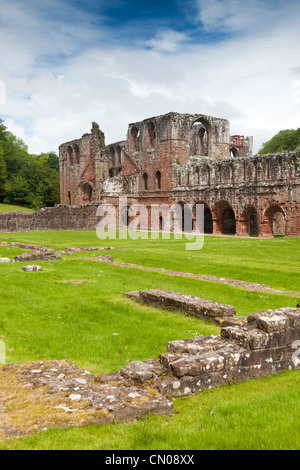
xmin=258 ymin=128 xmax=300 ymax=154
xmin=0 ymin=119 xmax=60 ymax=209
xmin=3 ymin=176 xmax=33 ymax=207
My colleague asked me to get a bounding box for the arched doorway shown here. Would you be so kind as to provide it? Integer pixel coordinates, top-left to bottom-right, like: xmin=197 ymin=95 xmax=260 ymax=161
xmin=273 ymin=211 xmax=286 ymax=236
xmin=263 ymin=204 xmax=286 ymax=237
xmin=249 ymin=211 xmax=259 ymax=236
xmin=204 ymin=208 xmax=213 ymax=234
xmin=82 ymin=184 xmax=93 ymax=204
xmin=222 ymin=207 xmax=236 ymax=234
xmin=240 ymin=206 xmax=260 ymax=236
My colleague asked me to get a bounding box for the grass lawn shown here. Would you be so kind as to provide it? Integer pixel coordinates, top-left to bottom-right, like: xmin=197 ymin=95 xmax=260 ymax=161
xmin=0 ymin=204 xmax=35 ymax=213
xmin=0 ymin=230 xmax=299 ymax=450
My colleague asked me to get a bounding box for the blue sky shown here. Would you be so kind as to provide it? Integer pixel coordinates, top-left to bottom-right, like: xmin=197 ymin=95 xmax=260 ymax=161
xmin=0 ymin=0 xmax=300 ymax=153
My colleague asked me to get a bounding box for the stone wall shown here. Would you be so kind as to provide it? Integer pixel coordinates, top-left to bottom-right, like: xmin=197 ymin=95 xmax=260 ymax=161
xmin=152 ymin=306 xmax=300 ymax=397
xmin=0 ymin=204 xmax=99 ymax=233
xmin=122 ymin=290 xmax=300 ymax=397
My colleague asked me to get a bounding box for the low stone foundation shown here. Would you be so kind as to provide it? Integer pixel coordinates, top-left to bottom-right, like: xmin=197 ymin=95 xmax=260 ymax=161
xmin=124 ymin=289 xmax=236 ymax=324
xmin=155 ymin=307 xmax=300 ymax=396
xmin=0 ymin=307 xmax=299 ymax=438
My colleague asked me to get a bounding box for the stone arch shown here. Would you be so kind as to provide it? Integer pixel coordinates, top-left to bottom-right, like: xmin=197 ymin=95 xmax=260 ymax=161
xmin=240 ymin=205 xmax=260 ymax=236
xmin=230 ymin=146 xmax=239 ymax=158
xmin=263 ymin=204 xmax=286 ymax=237
xmin=73 ymin=143 xmax=80 ymax=165
xmin=130 ymin=126 xmax=139 ymax=152
xmin=82 ymin=183 xmax=93 ymax=204
xmin=147 ymin=121 xmax=156 ymax=148
xmin=190 ymin=118 xmax=211 ymax=157
xmin=155 ymin=170 xmax=162 ymax=190
xmin=142 ymin=172 xmax=148 ymax=191
xmin=214 ymin=201 xmax=236 ymax=235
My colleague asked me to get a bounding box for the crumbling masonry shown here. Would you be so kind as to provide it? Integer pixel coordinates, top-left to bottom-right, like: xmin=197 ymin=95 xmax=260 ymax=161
xmin=58 ymin=112 xmax=300 ymax=237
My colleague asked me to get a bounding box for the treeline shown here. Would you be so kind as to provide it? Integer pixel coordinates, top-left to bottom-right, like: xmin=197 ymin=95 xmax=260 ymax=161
xmin=258 ymin=128 xmax=300 ymax=154
xmin=0 ymin=119 xmax=60 ymax=210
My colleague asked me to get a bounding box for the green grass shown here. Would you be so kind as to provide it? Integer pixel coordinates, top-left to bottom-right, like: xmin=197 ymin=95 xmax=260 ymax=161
xmin=1 ymin=230 xmax=299 ymax=291
xmin=0 ymin=203 xmax=35 ymax=213
xmin=0 ymin=230 xmax=299 ymax=449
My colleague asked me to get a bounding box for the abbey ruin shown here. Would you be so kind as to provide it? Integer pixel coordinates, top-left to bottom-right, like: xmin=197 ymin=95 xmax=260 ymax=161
xmin=58 ymin=112 xmax=300 ymax=238
xmin=0 ymin=111 xmax=299 ymax=235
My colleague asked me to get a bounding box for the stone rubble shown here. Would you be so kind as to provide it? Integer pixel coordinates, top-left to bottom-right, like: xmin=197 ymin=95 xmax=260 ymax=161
xmin=0 ymin=307 xmax=299 ymax=438
xmin=13 ymin=249 xmax=62 ymax=262
xmin=22 ymin=265 xmax=43 ymax=272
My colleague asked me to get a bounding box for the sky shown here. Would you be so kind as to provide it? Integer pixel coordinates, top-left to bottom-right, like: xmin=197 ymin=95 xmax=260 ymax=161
xmin=0 ymin=0 xmax=300 ymax=154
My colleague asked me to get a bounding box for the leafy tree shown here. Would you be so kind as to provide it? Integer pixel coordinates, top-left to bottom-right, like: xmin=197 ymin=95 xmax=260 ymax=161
xmin=3 ymin=176 xmax=33 ymax=207
xmin=258 ymin=128 xmax=300 ymax=154
xmin=0 ymin=118 xmax=60 ymax=209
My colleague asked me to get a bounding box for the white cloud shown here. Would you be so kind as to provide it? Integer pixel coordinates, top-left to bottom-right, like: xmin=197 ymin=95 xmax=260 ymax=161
xmin=146 ymin=29 xmax=190 ymax=52
xmin=0 ymin=0 xmax=299 ymax=156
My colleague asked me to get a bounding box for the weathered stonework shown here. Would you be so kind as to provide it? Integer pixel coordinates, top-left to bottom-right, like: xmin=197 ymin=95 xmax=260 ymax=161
xmin=124 ymin=289 xmax=236 ymax=324
xmin=57 ymin=112 xmax=300 ymax=238
xmin=13 ymin=248 xmax=61 ymax=262
xmin=22 ymin=265 xmax=43 ymax=272
xmin=0 ymin=307 xmax=299 ymax=438
xmin=0 ymin=112 xmax=299 ymax=236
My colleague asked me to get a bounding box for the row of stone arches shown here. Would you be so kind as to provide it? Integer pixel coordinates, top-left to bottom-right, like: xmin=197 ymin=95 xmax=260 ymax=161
xmin=130 ymin=118 xmax=211 ymax=157
xmin=119 ymin=200 xmax=286 ymax=237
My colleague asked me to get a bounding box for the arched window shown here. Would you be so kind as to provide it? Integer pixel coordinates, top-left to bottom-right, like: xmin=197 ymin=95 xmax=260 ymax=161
xmin=230 ymin=147 xmax=239 ymax=159
xmin=142 ymin=172 xmax=148 ymax=190
xmin=131 ymin=126 xmax=139 ymax=152
xmin=73 ymin=144 xmax=80 ymax=164
xmin=190 ymin=118 xmax=210 ymax=156
xmin=155 ymin=170 xmax=161 ymax=190
xmin=67 ymin=146 xmax=73 ymax=166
